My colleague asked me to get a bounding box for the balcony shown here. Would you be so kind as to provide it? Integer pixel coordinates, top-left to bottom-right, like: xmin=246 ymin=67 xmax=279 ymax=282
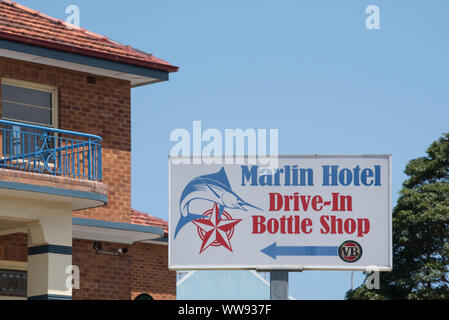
xmin=0 ymin=119 xmax=107 ymax=210
xmin=0 ymin=119 xmax=102 ymax=181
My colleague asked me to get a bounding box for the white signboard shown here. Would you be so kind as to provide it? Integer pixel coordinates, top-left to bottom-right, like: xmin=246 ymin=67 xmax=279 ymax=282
xmin=169 ymin=155 xmax=392 ymax=271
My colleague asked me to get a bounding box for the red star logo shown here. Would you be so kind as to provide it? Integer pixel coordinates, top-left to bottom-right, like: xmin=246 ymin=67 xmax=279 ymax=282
xmin=193 ymin=203 xmax=242 ymax=254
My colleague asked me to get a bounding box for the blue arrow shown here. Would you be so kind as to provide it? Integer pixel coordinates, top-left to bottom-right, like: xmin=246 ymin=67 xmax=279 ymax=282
xmin=261 ymin=242 xmax=338 ymax=260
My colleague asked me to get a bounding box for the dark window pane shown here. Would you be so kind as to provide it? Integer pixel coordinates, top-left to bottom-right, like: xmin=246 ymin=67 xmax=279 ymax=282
xmin=0 ymin=269 xmax=27 ymax=297
xmin=2 ymin=84 xmax=51 ymax=107
xmin=2 ymin=102 xmax=51 ymax=125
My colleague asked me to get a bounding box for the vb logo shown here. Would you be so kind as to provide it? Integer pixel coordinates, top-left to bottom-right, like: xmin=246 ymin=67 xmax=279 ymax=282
xmin=338 ymin=240 xmax=363 ymax=263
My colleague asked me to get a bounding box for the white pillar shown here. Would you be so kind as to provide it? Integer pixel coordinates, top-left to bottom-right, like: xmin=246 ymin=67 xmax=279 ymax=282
xmin=0 ymin=195 xmax=72 ymax=300
xmin=26 ymin=212 xmax=72 ymax=300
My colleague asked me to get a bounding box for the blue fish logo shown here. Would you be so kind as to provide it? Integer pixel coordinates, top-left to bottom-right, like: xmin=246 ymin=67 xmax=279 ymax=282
xmin=174 ymin=167 xmax=261 ymax=239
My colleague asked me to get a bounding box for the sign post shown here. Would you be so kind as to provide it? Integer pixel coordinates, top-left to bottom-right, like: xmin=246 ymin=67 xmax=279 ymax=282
xmin=270 ymin=271 xmax=288 ymax=300
xmin=169 ymin=155 xmax=392 ymax=298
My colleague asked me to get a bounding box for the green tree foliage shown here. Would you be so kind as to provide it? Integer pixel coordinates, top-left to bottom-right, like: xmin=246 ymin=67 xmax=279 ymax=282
xmin=346 ymin=133 xmax=449 ymax=300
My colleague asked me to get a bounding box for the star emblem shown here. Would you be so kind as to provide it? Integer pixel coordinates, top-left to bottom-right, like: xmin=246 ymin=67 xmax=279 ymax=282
xmin=193 ymin=203 xmax=242 ymax=254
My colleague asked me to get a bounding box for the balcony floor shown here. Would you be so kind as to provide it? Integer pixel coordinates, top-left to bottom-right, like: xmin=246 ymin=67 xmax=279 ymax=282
xmin=0 ymin=168 xmax=107 ymax=210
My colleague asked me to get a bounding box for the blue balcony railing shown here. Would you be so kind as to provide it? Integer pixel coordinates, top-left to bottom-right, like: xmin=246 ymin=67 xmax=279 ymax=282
xmin=0 ymin=119 xmax=102 ymax=181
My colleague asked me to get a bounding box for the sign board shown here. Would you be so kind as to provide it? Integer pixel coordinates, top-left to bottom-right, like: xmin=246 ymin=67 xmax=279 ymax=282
xmin=169 ymin=155 xmax=392 ymax=271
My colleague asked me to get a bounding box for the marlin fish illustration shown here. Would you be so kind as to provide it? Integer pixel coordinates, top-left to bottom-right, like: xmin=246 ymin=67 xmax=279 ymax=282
xmin=174 ymin=167 xmax=261 ymax=239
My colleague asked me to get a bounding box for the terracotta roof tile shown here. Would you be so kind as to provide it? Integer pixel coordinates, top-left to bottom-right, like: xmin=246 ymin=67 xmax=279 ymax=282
xmin=0 ymin=0 xmax=178 ymax=72
xmin=131 ymin=208 xmax=168 ymax=236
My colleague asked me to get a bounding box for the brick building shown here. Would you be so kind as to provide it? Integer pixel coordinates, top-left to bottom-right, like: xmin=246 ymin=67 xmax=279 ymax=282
xmin=0 ymin=1 xmax=178 ymax=300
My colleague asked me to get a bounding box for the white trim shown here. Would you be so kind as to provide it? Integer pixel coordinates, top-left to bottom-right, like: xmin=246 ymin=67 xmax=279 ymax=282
xmin=2 ymin=99 xmax=52 ymax=110
xmin=139 ymin=239 xmax=168 ymax=246
xmin=0 ymin=117 xmax=54 ymax=128
xmin=170 ymin=265 xmax=392 ymax=272
xmin=0 ymin=295 xmax=26 ymax=300
xmin=0 ymin=49 xmax=161 ymax=87
xmin=72 ymin=224 xmax=162 ymax=244
xmin=0 ymin=227 xmax=27 ymax=236
xmin=0 ymin=260 xmax=27 ymax=271
xmin=2 ymin=77 xmax=56 ymax=92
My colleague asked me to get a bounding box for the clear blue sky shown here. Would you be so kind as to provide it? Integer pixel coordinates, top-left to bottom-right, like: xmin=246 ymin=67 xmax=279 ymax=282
xmin=19 ymin=0 xmax=449 ymax=299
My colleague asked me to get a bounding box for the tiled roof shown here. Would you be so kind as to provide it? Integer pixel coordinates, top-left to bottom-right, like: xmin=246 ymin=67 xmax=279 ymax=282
xmin=131 ymin=208 xmax=168 ymax=236
xmin=0 ymin=0 xmax=178 ymax=72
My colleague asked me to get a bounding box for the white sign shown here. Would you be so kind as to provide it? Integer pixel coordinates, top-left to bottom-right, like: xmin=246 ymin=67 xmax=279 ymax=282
xmin=169 ymin=155 xmax=392 ymax=271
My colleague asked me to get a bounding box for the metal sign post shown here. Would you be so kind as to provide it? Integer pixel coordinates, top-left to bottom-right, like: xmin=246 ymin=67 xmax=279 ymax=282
xmin=270 ymin=271 xmax=289 ymax=300
xmin=257 ymin=266 xmax=302 ymax=300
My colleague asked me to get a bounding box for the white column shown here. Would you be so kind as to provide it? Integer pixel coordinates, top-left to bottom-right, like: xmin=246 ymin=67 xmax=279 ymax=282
xmin=0 ymin=195 xmax=73 ymax=300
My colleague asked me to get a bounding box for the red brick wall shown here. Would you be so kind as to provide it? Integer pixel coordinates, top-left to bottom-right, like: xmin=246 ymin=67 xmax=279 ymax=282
xmin=0 ymin=57 xmax=131 ymax=223
xmin=130 ymin=242 xmax=176 ymax=300
xmin=72 ymin=239 xmax=132 ymax=300
xmin=0 ymin=235 xmax=175 ymax=300
xmin=0 ymin=233 xmax=27 ymax=262
xmin=72 ymin=239 xmax=175 ymax=300
xmin=0 ymin=57 xmax=175 ymax=300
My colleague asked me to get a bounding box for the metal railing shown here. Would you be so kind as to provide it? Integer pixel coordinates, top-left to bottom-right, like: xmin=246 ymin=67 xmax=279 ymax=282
xmin=0 ymin=119 xmax=102 ymax=181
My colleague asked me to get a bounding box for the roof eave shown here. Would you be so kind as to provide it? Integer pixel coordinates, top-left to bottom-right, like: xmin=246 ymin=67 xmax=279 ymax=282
xmin=72 ymin=217 xmax=167 ymax=245
xmin=0 ymin=31 xmax=179 ymax=73
xmin=0 ymin=37 xmax=170 ymax=87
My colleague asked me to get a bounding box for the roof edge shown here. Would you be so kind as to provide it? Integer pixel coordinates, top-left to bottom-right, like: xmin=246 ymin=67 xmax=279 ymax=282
xmin=0 ymin=30 xmax=179 ymax=73
xmin=72 ymin=217 xmax=165 ymax=236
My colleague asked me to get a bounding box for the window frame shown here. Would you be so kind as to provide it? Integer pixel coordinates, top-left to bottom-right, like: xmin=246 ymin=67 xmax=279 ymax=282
xmin=1 ymin=78 xmax=58 ymax=129
xmin=0 ymin=261 xmax=27 ymax=299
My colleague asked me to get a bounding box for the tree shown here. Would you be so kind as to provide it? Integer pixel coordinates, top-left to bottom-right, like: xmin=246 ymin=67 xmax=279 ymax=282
xmin=346 ymin=133 xmax=449 ymax=300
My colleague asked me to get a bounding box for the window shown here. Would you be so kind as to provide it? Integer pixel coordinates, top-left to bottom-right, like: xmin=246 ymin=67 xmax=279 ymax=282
xmin=1 ymin=78 xmax=57 ymax=127
xmin=0 ymin=269 xmax=27 ymax=298
xmin=0 ymin=79 xmax=58 ymax=161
